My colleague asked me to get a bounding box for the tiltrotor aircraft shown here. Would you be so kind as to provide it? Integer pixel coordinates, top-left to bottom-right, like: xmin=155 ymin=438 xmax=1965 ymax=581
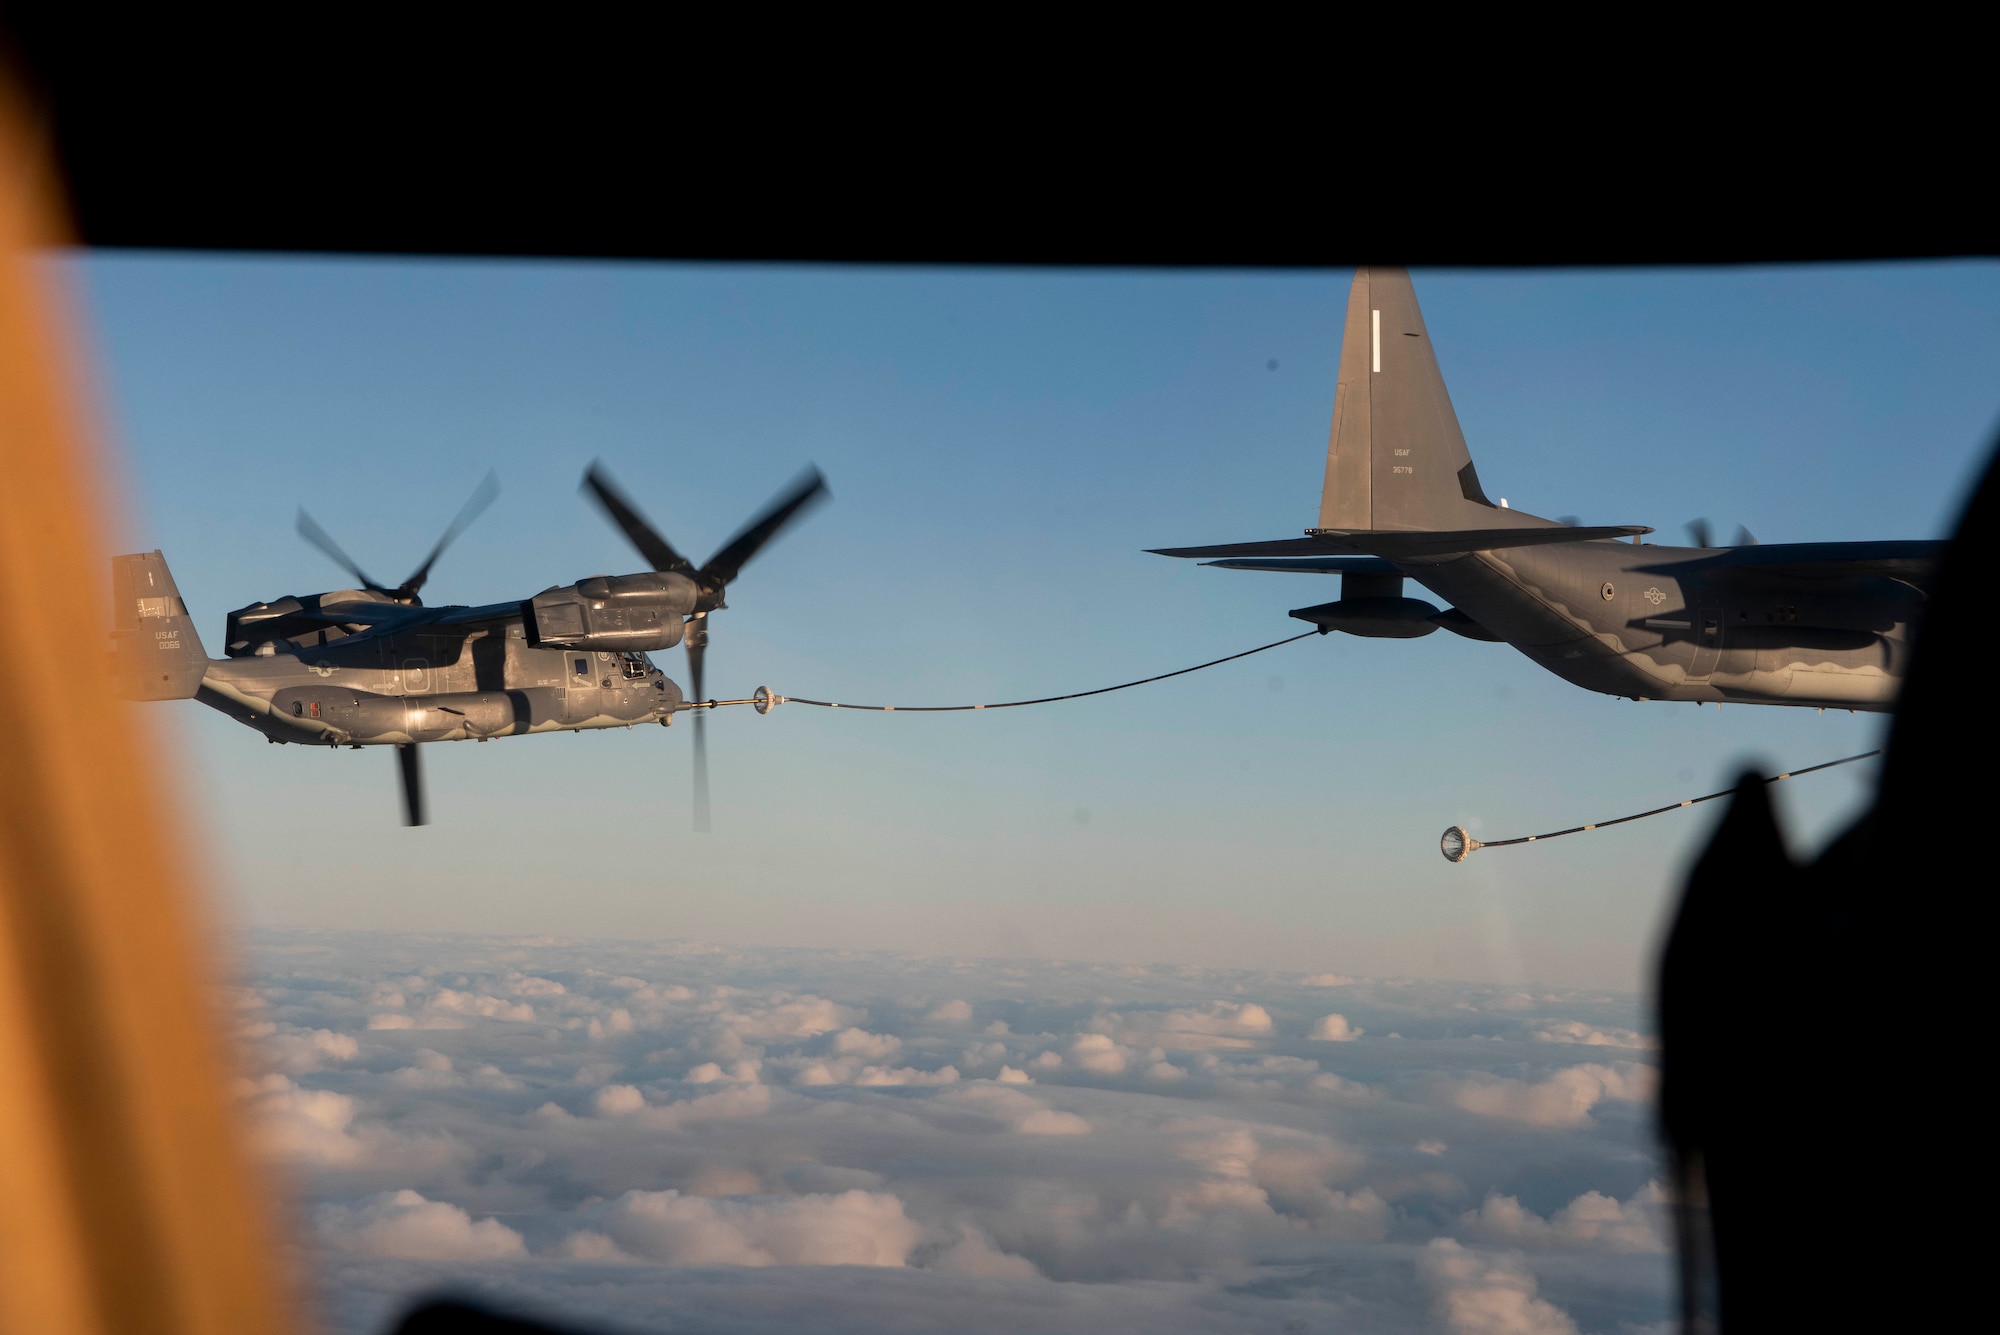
xmin=1154 ymin=267 xmax=1937 ymax=712
xmin=111 ymin=465 xmax=828 ymax=826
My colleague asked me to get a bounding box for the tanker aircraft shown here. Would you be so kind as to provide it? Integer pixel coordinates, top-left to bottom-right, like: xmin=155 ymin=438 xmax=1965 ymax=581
xmin=1152 ymin=267 xmax=1937 ymax=712
xmin=111 ymin=466 xmax=826 ymax=826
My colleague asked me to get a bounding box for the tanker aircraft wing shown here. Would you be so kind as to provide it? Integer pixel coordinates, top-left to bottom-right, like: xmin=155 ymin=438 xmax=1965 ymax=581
xmin=1633 ymin=540 xmax=1944 ymax=587
xmin=1150 ymin=524 xmax=1649 ymax=561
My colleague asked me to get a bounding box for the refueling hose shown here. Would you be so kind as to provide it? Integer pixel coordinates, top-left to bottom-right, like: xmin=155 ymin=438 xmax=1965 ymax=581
xmin=1439 ymin=749 xmax=1881 ymax=862
xmin=683 ymin=630 xmax=1877 ymax=865
xmin=766 ymin=630 xmax=1323 ymax=713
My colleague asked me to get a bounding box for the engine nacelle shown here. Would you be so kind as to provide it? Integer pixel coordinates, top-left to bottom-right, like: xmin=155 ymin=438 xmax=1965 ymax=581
xmin=526 ymin=571 xmax=698 ymax=651
xmin=1290 ymin=597 xmax=1442 ymax=638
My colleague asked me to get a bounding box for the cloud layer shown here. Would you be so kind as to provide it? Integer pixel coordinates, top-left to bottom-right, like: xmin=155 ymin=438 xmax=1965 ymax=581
xmin=235 ymin=932 xmax=1670 ymax=1334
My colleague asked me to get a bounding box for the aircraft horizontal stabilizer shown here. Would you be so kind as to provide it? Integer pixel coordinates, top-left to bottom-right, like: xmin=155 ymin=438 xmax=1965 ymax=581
xmin=1199 ymin=556 xmax=1401 ymax=574
xmin=1151 ymin=525 xmax=1650 ymax=561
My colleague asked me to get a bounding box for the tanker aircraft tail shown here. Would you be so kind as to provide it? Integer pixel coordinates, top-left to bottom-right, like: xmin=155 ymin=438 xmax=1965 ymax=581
xmin=1150 ymin=267 xmax=1937 ymax=713
xmin=1318 ymin=265 xmax=1526 ymax=534
xmin=1153 ymin=267 xmax=1647 ymax=563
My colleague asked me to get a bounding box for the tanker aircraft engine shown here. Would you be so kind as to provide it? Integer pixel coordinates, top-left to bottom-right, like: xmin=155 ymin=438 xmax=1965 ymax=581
xmin=109 ymin=466 xmax=827 ymax=827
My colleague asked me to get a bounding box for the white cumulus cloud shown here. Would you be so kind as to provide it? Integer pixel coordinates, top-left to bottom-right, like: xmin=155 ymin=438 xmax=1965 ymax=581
xmin=263 ymin=1027 xmax=360 ymax=1073
xmin=428 ymin=989 xmax=537 ymax=1022
xmin=237 ymin=1074 xmax=364 ymax=1166
xmin=926 ymin=999 xmax=974 ymax=1025
xmin=722 ymin=994 xmax=858 ymax=1041
xmin=687 ymin=1059 xmax=761 ymax=1084
xmin=1446 ymin=1063 xmax=1654 ymax=1128
xmin=1461 ymin=1182 xmax=1668 ymax=1254
xmin=1311 ymin=1013 xmax=1363 ymax=1041
xmin=1017 ymin=1108 xmax=1093 ymax=1136
xmin=240 ymin=931 xmax=1670 ymax=1335
xmin=940 ymin=1084 xmax=1092 ymax=1135
xmin=594 ymin=1084 xmax=647 ymax=1117
xmin=587 ymin=1189 xmax=922 ymax=1267
xmin=928 ymin=1224 xmax=1041 ymax=1278
xmin=367 ymin=1012 xmax=463 ymax=1031
xmin=1067 ymin=1033 xmax=1131 ymax=1074
xmin=1534 ymin=1020 xmax=1654 ymax=1049
xmin=1420 ymin=1238 xmax=1581 ymax=1335
xmin=1109 ymin=1001 xmax=1275 ymax=1052
xmin=830 ymin=1027 xmax=904 ymax=1061
xmin=316 ymin=1190 xmax=525 ymax=1261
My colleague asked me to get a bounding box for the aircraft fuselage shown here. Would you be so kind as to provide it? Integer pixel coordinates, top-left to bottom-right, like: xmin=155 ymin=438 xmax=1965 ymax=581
xmin=1408 ymin=541 xmax=1918 ymax=711
xmin=195 ymin=613 xmax=684 ymax=748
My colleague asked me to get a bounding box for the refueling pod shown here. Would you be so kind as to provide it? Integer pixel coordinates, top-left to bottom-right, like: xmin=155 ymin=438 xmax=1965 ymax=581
xmin=1288 ymin=567 xmax=1442 ymax=638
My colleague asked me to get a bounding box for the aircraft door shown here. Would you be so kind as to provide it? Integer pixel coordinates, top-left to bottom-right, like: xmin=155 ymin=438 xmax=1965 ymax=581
xmin=563 ymin=650 xmax=601 ymax=720
xmin=1688 ymin=608 xmax=1723 ymax=678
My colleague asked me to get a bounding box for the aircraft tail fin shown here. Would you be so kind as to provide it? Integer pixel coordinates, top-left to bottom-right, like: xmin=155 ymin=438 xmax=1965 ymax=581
xmin=1317 ymin=268 xmax=1552 ymax=534
xmin=111 ymin=551 xmax=210 ymax=700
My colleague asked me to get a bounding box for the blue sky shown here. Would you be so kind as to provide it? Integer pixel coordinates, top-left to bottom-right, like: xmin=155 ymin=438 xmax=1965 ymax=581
xmin=68 ymin=258 xmax=2000 ymax=988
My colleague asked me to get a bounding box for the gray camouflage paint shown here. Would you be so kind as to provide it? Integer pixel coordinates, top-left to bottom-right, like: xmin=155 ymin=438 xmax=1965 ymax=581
xmin=111 ymin=553 xmax=687 ymax=744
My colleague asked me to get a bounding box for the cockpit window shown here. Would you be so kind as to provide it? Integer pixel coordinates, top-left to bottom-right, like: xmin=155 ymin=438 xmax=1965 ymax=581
xmin=620 ymin=651 xmax=651 ymax=679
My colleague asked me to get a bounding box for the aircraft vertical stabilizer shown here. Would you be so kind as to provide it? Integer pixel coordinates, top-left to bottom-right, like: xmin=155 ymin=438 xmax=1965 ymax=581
xmin=112 ymin=551 xmax=210 ymax=700
xmin=1317 ymin=268 xmax=1551 ymax=534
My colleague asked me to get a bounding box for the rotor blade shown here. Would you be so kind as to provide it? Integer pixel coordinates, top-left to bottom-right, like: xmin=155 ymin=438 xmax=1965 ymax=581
xmin=698 ymin=467 xmax=830 ymax=591
xmin=581 ymin=461 xmax=697 ymax=576
xmin=401 ymin=470 xmax=500 ymax=597
xmin=297 ymin=508 xmax=390 ymax=594
xmin=1685 ymin=518 xmax=1714 ymax=549
xmin=689 ymin=634 xmax=710 ymax=834
xmin=1733 ymin=525 xmax=1758 ymax=547
xmin=396 ymin=744 xmax=428 ymax=826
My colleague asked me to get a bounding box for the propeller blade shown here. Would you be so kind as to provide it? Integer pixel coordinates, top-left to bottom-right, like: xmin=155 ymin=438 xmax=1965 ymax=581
xmin=396 ymin=744 xmax=427 ymax=826
xmin=297 ymin=508 xmax=391 ymax=594
xmin=400 ymin=471 xmax=500 ymax=598
xmin=1556 ymin=515 xmax=1580 ymax=528
xmin=697 ymin=467 xmax=830 ymax=593
xmin=1685 ymin=518 xmax=1715 ymax=549
xmin=688 ymin=626 xmax=711 ymax=833
xmin=1733 ymin=525 xmax=1758 ymax=547
xmin=581 ymin=462 xmax=698 ymax=576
